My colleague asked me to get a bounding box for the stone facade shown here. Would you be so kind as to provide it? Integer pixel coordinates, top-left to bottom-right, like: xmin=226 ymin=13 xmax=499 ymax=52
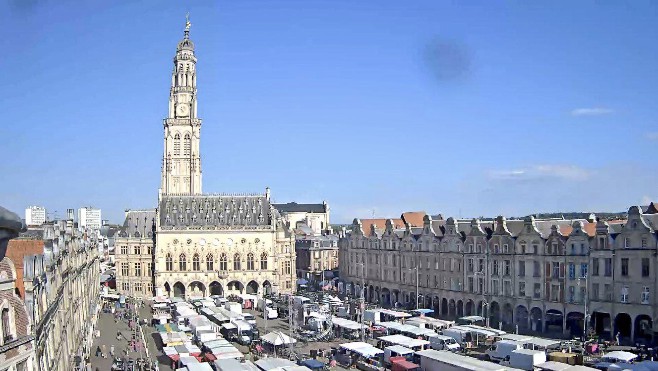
xmin=339 ymin=204 xmax=658 ymax=344
xmin=0 ymin=205 xmax=35 ymax=371
xmin=0 ymin=258 xmax=35 ymax=371
xmin=23 ymin=219 xmax=101 ymax=371
xmin=115 ymin=19 xmax=298 ymax=300
xmin=295 ymin=234 xmax=339 ymax=286
xmin=114 ymin=210 xmax=156 ymax=299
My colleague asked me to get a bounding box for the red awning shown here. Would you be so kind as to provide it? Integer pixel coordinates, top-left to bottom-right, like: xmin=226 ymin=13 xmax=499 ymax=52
xmin=167 ymin=354 xmax=180 ymax=362
xmin=203 ymin=353 xmax=217 ymax=361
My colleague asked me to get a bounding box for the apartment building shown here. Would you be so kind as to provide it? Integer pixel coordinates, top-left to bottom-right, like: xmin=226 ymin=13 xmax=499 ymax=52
xmin=22 ymin=219 xmax=101 ymax=371
xmin=338 ymin=204 xmax=658 ymax=344
xmin=24 ymin=206 xmax=46 ymax=227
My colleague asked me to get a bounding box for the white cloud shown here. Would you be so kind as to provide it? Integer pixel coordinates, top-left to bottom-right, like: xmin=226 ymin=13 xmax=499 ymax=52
xmin=642 ymin=196 xmax=655 ymax=205
xmin=571 ymin=107 xmax=614 ymax=116
xmin=488 ymin=164 xmax=590 ymax=182
xmin=645 ymin=132 xmax=658 ymax=141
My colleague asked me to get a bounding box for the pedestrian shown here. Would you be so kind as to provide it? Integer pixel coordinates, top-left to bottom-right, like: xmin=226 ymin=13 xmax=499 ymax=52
xmin=616 ymin=332 xmax=621 ymax=346
xmin=110 ymin=345 xmax=115 ymax=357
xmin=95 ymin=346 xmax=101 ymax=357
xmin=101 ymin=344 xmax=106 ymax=358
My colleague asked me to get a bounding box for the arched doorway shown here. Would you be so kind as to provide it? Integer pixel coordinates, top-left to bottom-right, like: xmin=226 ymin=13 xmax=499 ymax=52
xmin=502 ymin=303 xmax=513 ymax=327
xmin=164 ymin=282 xmax=171 ymax=297
xmin=530 ymin=307 xmax=543 ymax=332
xmin=227 ymin=281 xmax=244 ymax=294
xmin=432 ymin=296 xmax=440 ymax=317
xmin=592 ymin=311 xmax=612 ymax=340
xmin=368 ymin=285 xmax=374 ymax=302
xmin=441 ymin=298 xmax=448 ymax=317
xmin=457 ymin=300 xmax=464 ymax=318
xmin=634 ymin=315 xmax=653 ymax=344
xmin=449 ymin=299 xmax=456 ymax=318
xmin=546 ymin=309 xmax=564 ymax=333
xmin=188 ymin=281 xmax=206 ymax=298
xmin=489 ymin=302 xmax=501 ymax=328
xmin=392 ymin=290 xmax=400 ymax=306
xmin=246 ymin=281 xmax=259 ymax=295
xmin=465 ymin=300 xmax=474 ymax=316
xmin=614 ymin=313 xmax=632 ymax=342
xmin=209 ymin=281 xmax=223 ymax=296
xmin=425 ymin=296 xmax=432 ymax=309
xmin=516 ymin=305 xmax=529 ymax=331
xmin=375 ymin=287 xmax=380 ymax=304
xmin=173 ymin=282 xmax=185 ymax=298
xmin=477 ymin=300 xmax=484 ymax=316
xmin=381 ymin=288 xmax=391 ymax=307
xmin=262 ymin=281 xmax=272 ymax=296
xmin=567 ymin=312 xmax=585 ymax=337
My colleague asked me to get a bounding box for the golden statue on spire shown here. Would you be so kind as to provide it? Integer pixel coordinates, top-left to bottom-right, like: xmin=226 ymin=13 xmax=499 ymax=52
xmin=185 ymin=12 xmax=191 ymax=32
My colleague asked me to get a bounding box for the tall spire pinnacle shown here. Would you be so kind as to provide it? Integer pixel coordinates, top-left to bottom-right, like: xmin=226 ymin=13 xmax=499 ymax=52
xmin=184 ymin=12 xmax=191 ymax=39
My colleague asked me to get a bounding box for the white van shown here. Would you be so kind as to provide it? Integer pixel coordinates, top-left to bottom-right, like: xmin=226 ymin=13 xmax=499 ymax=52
xmin=500 ymin=349 xmax=547 ymax=370
xmin=429 ymin=335 xmax=461 ymax=352
xmin=485 ymin=340 xmax=523 ymax=362
xmin=441 ymin=328 xmax=472 ymax=344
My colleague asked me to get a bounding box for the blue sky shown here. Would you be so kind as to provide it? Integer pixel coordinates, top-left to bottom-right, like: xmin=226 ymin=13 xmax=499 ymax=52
xmin=1 ymin=1 xmax=657 ymax=224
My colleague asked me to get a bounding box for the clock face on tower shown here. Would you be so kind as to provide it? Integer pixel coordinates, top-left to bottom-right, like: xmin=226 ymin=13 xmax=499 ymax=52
xmin=176 ymin=103 xmax=189 ymax=117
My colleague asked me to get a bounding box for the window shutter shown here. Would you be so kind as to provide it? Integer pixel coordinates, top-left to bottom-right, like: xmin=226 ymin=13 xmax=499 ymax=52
xmin=545 ymin=262 xmax=551 ymax=278
xmin=560 ymin=263 xmax=565 ymax=278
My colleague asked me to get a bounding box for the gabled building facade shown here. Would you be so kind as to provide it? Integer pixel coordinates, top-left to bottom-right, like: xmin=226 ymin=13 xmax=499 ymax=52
xmin=339 ymin=205 xmax=658 ymax=344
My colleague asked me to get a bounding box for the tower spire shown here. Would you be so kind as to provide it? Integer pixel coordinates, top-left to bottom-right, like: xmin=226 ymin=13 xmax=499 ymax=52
xmin=184 ymin=12 xmax=191 ymax=39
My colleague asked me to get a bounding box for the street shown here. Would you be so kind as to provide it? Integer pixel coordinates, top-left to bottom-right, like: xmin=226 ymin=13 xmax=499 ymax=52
xmin=90 ymin=301 xmax=352 ymax=370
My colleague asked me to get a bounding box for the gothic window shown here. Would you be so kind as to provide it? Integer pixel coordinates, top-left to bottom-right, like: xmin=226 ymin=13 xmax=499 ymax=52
xmin=166 ymin=254 xmax=173 ymax=271
xmin=260 ymin=252 xmax=268 ymax=270
xmin=179 ymin=253 xmax=187 ymax=271
xmin=206 ymin=254 xmax=214 ymax=271
xmin=174 ymin=133 xmax=181 ymax=155
xmin=220 ymin=253 xmax=228 ymax=271
xmin=184 ymin=133 xmax=191 ymax=156
xmin=247 ymin=253 xmax=255 ymax=270
xmin=192 ymin=254 xmax=200 ymax=271
xmin=233 ymin=253 xmax=241 ymax=270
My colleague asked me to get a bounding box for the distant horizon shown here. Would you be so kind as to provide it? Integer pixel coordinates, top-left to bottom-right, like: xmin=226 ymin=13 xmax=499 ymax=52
xmin=2 ymin=1 xmax=656 ymax=224
xmin=19 ymin=203 xmax=635 ymax=226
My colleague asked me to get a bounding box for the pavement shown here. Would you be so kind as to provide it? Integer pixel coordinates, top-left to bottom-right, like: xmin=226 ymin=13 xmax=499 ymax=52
xmin=90 ymin=299 xmax=352 ymax=371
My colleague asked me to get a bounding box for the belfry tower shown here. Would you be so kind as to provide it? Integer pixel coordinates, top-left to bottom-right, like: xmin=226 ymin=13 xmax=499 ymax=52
xmin=161 ymin=15 xmax=202 ymax=196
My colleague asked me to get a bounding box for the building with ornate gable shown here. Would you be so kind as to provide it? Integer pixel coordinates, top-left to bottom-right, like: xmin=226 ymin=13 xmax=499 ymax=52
xmin=339 ymin=203 xmax=658 ymax=344
xmin=115 ymin=18 xmax=299 ymax=299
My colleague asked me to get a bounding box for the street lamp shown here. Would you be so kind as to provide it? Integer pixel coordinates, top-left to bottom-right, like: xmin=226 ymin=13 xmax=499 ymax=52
xmin=408 ymin=266 xmax=419 ymax=310
xmin=356 ymin=262 xmax=366 ymax=342
xmin=577 ymin=274 xmax=588 ymax=342
xmin=474 ymin=271 xmax=489 ymax=327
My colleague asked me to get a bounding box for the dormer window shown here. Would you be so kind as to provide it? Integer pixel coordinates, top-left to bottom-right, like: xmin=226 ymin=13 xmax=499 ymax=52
xmin=494 ymin=244 xmax=499 ymax=253
xmin=625 ymin=238 xmax=631 ymax=248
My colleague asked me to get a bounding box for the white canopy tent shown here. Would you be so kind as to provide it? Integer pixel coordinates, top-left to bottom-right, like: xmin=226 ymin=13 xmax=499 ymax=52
xmin=261 ymin=331 xmax=297 ymax=346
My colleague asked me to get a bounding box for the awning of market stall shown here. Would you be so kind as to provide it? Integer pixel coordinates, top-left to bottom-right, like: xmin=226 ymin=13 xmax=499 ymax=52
xmin=260 ymin=331 xmax=297 ymax=346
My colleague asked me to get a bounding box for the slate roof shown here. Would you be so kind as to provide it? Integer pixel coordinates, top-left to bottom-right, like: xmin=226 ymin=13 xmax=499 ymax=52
xmin=273 ymin=202 xmax=326 ymax=214
xmin=160 ymin=195 xmax=272 ymax=228
xmin=118 ymin=210 xmax=156 ymax=238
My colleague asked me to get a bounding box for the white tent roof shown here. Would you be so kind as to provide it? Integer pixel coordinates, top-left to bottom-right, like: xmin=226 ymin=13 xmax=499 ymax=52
xmin=261 ymin=331 xmax=297 ymax=346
